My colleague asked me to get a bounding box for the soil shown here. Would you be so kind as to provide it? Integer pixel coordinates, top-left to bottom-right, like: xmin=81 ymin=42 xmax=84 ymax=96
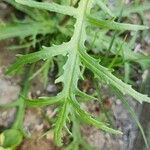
xmin=19 ymin=133 xmax=57 ymax=150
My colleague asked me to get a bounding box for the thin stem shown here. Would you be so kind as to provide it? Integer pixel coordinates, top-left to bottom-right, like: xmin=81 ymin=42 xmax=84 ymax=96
xmin=12 ymin=66 xmax=32 ymax=130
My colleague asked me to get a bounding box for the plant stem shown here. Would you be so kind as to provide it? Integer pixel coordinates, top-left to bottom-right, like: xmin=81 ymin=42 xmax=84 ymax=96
xmin=12 ymin=66 xmax=32 ymax=130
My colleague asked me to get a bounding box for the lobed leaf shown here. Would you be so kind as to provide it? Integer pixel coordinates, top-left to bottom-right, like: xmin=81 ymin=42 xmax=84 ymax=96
xmin=87 ymin=16 xmax=149 ymax=31
xmin=79 ymin=49 xmax=150 ymax=104
xmin=6 ymin=43 xmax=70 ymax=74
xmin=25 ymin=96 xmax=62 ymax=107
xmin=15 ymin=0 xmax=77 ymax=17
xmin=71 ymin=96 xmax=122 ymax=134
xmin=95 ymin=0 xmax=115 ymax=17
xmin=54 ymin=100 xmax=69 ymax=146
xmin=89 ymin=33 xmax=150 ymax=70
xmin=0 ymin=21 xmax=55 ymax=40
xmin=76 ymin=89 xmax=97 ymax=101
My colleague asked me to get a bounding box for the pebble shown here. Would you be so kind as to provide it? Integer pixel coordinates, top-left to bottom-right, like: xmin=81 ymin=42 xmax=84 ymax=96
xmin=36 ymin=90 xmax=41 ymax=96
xmin=46 ymin=84 xmax=57 ymax=93
xmin=116 ymin=99 xmax=122 ymax=105
xmin=35 ymin=124 xmax=44 ymax=131
xmin=0 ymin=3 xmax=7 ymax=9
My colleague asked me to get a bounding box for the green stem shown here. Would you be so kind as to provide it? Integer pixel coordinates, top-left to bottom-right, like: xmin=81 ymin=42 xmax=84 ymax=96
xmin=12 ymin=66 xmax=32 ymax=130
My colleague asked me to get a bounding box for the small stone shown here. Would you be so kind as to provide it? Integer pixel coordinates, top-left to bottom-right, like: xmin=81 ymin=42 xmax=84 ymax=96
xmin=105 ymin=133 xmax=110 ymax=139
xmin=46 ymin=109 xmax=52 ymax=116
xmin=36 ymin=90 xmax=41 ymax=96
xmin=46 ymin=84 xmax=57 ymax=93
xmin=134 ymin=44 xmax=142 ymax=53
xmin=35 ymin=124 xmax=44 ymax=131
xmin=1 ymin=111 xmax=7 ymax=119
xmin=46 ymin=109 xmax=56 ymax=118
xmin=116 ymin=99 xmax=122 ymax=105
xmin=46 ymin=131 xmax=53 ymax=140
xmin=0 ymin=3 xmax=7 ymax=9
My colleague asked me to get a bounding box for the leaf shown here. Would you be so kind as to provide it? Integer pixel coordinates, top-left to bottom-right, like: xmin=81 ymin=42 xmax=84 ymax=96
xmin=54 ymin=100 xmax=69 ymax=146
xmin=0 ymin=21 xmax=55 ymax=40
xmin=6 ymin=43 xmax=70 ymax=74
xmin=95 ymin=0 xmax=115 ymax=17
xmin=29 ymin=59 xmax=51 ymax=81
xmin=55 ymin=52 xmax=80 ymax=94
xmin=90 ymin=33 xmax=150 ymax=69
xmin=7 ymin=43 xmax=33 ymax=51
xmin=87 ymin=16 xmax=149 ymax=31
xmin=71 ymin=96 xmax=122 ymax=134
xmin=79 ymin=49 xmax=150 ymax=104
xmin=125 ymin=52 xmax=150 ymax=70
xmin=76 ymin=89 xmax=96 ymax=101
xmin=15 ymin=0 xmax=76 ymax=17
xmin=25 ymin=96 xmax=62 ymax=107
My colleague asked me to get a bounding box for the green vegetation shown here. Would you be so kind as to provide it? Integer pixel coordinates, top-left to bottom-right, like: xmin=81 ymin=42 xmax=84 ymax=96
xmin=0 ymin=0 xmax=150 ymax=149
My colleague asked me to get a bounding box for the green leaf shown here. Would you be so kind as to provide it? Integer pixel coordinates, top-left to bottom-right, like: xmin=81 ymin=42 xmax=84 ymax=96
xmin=0 ymin=21 xmax=54 ymax=40
xmin=54 ymin=100 xmax=69 ymax=146
xmin=7 ymin=43 xmax=34 ymax=51
xmin=55 ymin=52 xmax=80 ymax=95
xmin=90 ymin=33 xmax=150 ymax=69
xmin=15 ymin=0 xmax=77 ymax=17
xmin=71 ymin=96 xmax=122 ymax=134
xmin=95 ymin=0 xmax=115 ymax=17
xmin=76 ymin=89 xmax=96 ymax=101
xmin=25 ymin=96 xmax=62 ymax=107
xmin=6 ymin=43 xmax=70 ymax=74
xmin=79 ymin=49 xmax=150 ymax=104
xmin=125 ymin=52 xmax=150 ymax=70
xmin=87 ymin=16 xmax=149 ymax=31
